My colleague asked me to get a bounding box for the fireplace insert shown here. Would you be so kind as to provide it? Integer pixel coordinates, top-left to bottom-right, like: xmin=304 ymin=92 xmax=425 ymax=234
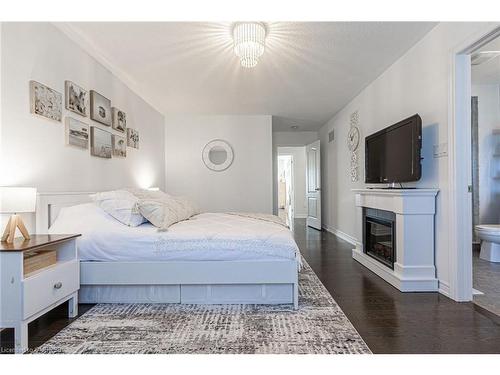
xmin=363 ymin=208 xmax=396 ymax=269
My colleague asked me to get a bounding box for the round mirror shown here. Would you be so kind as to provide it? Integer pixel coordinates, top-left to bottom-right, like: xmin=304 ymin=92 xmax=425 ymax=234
xmin=202 ymin=140 xmax=234 ymax=171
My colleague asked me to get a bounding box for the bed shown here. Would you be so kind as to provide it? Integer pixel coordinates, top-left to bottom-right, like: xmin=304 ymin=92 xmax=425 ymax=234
xmin=36 ymin=192 xmax=300 ymax=309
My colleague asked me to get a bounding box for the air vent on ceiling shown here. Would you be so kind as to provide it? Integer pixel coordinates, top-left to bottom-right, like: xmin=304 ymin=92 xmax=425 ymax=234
xmin=471 ymin=51 xmax=500 ymax=65
xmin=329 ymin=129 xmax=335 ymax=143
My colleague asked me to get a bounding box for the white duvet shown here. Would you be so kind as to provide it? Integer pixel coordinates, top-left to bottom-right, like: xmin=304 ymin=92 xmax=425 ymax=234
xmin=49 ymin=203 xmax=301 ymax=264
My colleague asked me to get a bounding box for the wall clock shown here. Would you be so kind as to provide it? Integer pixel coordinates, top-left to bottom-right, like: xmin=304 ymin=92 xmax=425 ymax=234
xmin=347 ymin=126 xmax=360 ymax=151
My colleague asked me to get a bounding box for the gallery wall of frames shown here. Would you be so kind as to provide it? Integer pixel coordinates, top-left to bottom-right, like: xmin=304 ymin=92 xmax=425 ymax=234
xmin=29 ymin=80 xmax=140 ymax=159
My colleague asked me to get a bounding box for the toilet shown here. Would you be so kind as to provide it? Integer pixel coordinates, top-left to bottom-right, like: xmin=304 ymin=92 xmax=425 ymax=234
xmin=475 ymin=224 xmax=500 ymax=262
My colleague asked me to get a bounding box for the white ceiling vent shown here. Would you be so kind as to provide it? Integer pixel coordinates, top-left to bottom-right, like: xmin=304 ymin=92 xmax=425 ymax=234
xmin=329 ymin=130 xmax=335 ymax=143
xmin=471 ymin=51 xmax=500 ymax=66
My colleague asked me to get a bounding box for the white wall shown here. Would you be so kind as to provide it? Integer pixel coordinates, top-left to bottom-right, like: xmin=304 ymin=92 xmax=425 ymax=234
xmin=0 ymin=23 xmax=166 ymax=231
xmin=472 ymin=84 xmax=500 ymax=224
xmin=272 ymin=131 xmax=319 ymax=147
xmin=165 ymin=115 xmax=273 ymax=213
xmin=0 ymin=22 xmax=3 ymax=191
xmin=278 ymin=146 xmax=307 ymax=218
xmin=272 ymin=130 xmax=318 ymax=214
xmin=318 ymin=22 xmax=491 ymax=296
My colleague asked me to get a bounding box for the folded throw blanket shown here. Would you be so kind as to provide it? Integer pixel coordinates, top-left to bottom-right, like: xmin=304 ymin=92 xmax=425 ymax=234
xmin=226 ymin=212 xmax=288 ymax=228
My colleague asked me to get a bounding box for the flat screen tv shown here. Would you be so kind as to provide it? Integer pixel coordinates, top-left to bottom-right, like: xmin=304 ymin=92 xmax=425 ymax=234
xmin=365 ymin=114 xmax=422 ymax=184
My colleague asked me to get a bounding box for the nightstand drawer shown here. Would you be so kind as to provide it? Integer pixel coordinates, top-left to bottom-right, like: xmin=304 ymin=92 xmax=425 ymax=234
xmin=23 ymin=260 xmax=79 ymax=319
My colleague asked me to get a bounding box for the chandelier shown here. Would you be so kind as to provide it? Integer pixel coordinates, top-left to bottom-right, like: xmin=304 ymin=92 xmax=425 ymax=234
xmin=232 ymin=22 xmax=266 ymax=68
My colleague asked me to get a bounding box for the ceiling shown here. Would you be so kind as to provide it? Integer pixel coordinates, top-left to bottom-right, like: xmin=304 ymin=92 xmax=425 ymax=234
xmin=59 ymin=22 xmax=437 ymax=131
xmin=472 ymin=35 xmax=500 ymax=85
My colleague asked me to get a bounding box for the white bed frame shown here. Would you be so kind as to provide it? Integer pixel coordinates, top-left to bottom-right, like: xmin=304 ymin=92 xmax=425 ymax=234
xmin=36 ymin=192 xmax=299 ymax=309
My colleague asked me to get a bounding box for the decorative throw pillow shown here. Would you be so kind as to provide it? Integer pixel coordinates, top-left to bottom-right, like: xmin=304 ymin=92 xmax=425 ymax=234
xmin=125 ymin=188 xmax=171 ymax=201
xmin=137 ymin=196 xmax=199 ymax=230
xmin=91 ymin=190 xmax=146 ymax=227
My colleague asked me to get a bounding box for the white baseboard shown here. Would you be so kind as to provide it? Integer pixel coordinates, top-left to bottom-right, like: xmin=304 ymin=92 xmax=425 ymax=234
xmin=294 ymin=214 xmax=307 ymax=219
xmin=322 ymin=225 xmax=359 ymax=246
xmin=472 ymin=288 xmax=484 ymax=296
xmin=438 ymin=281 xmax=451 ymax=297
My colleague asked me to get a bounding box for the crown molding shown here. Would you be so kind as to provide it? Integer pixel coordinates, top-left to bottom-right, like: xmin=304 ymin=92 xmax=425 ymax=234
xmin=52 ymin=22 xmax=164 ymax=115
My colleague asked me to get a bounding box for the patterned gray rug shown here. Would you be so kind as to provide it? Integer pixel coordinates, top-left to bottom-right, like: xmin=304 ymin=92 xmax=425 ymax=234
xmin=33 ymin=260 xmax=371 ymax=354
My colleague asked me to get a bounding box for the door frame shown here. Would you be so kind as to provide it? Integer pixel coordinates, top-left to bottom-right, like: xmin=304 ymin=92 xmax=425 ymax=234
xmin=288 ymin=155 xmax=295 ymax=221
xmin=277 ymin=153 xmax=295 ymax=224
xmin=448 ymin=23 xmax=500 ymax=301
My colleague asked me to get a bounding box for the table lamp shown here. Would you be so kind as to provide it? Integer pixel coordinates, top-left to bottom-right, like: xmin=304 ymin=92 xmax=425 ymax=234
xmin=0 ymin=187 xmax=37 ymax=243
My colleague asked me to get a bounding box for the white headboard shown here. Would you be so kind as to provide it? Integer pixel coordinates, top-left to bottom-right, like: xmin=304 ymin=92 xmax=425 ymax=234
xmin=36 ymin=192 xmax=95 ymax=233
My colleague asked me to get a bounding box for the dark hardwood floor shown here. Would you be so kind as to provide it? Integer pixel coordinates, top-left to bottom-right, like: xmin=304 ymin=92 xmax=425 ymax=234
xmin=294 ymin=219 xmax=500 ymax=354
xmin=0 ymin=303 xmax=94 ymax=354
xmin=1 ymin=219 xmax=499 ymax=354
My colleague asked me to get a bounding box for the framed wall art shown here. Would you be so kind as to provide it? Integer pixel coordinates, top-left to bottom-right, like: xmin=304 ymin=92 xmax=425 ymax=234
xmin=112 ymin=135 xmax=127 ymax=157
xmin=90 ymin=90 xmax=112 ymax=126
xmin=65 ymin=80 xmax=88 ymax=117
xmin=90 ymin=126 xmax=112 ymax=158
xmin=65 ymin=117 xmax=89 ymax=149
xmin=30 ymin=80 xmax=62 ymax=122
xmin=112 ymin=107 xmax=126 ymax=132
xmin=127 ymin=128 xmax=139 ymax=149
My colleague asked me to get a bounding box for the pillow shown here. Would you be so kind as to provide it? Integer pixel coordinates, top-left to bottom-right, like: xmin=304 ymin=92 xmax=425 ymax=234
xmin=137 ymin=196 xmax=199 ymax=230
xmin=91 ymin=190 xmax=146 ymax=227
xmin=125 ymin=188 xmax=171 ymax=201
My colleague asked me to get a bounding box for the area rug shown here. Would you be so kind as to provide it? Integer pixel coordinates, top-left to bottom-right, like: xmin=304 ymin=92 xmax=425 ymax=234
xmin=33 ymin=260 xmax=371 ymax=354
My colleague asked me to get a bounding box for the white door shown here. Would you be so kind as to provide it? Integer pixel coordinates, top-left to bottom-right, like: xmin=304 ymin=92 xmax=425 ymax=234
xmin=306 ymin=140 xmax=321 ymax=230
xmin=287 ymin=157 xmax=294 ymax=227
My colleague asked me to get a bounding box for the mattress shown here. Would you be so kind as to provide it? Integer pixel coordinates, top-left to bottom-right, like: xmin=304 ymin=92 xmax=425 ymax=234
xmin=49 ymin=203 xmax=301 ymax=263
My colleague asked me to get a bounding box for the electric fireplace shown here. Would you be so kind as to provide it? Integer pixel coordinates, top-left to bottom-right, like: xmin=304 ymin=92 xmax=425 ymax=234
xmin=363 ymin=208 xmax=396 ymax=269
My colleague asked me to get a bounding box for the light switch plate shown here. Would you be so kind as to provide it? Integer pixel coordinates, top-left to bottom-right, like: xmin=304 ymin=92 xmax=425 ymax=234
xmin=433 ymin=143 xmax=448 ymax=158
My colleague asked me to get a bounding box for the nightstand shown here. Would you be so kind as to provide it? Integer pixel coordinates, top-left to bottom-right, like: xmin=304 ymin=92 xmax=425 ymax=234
xmin=0 ymin=234 xmax=80 ymax=353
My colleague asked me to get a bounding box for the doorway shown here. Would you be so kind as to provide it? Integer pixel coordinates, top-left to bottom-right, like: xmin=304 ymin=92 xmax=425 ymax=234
xmin=277 ymin=146 xmax=308 ymax=230
xmin=450 ymin=25 xmax=500 ymax=304
xmin=278 ymin=154 xmax=293 ymax=227
xmin=470 ymin=35 xmax=500 ymax=315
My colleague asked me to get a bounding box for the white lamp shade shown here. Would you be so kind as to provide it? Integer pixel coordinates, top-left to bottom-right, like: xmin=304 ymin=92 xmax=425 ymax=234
xmin=0 ymin=187 xmax=37 ymax=213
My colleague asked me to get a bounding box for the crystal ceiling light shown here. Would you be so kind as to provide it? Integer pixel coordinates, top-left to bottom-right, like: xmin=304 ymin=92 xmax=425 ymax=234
xmin=232 ymin=22 xmax=266 ymax=68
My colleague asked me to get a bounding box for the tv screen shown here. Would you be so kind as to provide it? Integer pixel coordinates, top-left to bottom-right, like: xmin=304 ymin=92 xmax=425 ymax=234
xmin=365 ymin=114 xmax=422 ymax=184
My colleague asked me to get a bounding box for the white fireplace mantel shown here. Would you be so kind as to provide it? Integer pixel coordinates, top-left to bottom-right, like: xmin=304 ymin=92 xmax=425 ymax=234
xmin=352 ymin=188 xmax=439 ymax=292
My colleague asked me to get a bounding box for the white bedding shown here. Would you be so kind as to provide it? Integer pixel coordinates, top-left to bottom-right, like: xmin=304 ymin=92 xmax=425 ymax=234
xmin=49 ymin=203 xmax=301 ymax=264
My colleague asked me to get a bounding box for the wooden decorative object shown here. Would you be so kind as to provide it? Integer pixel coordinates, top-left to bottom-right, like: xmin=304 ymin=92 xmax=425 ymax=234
xmin=1 ymin=214 xmax=31 ymax=243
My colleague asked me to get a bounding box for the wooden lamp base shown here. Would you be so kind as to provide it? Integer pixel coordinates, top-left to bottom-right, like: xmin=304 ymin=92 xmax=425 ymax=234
xmin=1 ymin=214 xmax=31 ymax=244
